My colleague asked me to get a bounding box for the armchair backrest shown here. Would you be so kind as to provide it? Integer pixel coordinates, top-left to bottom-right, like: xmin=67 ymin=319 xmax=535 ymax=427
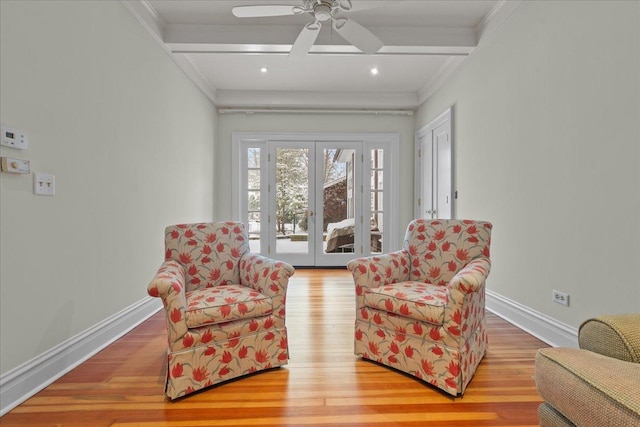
xmin=403 ymin=219 xmax=492 ymax=286
xmin=164 ymin=222 xmax=250 ymax=292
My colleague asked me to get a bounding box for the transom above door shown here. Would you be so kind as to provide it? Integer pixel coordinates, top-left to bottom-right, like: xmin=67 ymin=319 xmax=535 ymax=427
xmin=232 ymin=132 xmax=399 ymax=267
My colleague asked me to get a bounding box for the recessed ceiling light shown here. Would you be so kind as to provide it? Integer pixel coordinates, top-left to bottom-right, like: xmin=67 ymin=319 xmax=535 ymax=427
xmin=260 ymin=66 xmax=268 ymax=73
xmin=370 ymin=67 xmax=379 ymax=75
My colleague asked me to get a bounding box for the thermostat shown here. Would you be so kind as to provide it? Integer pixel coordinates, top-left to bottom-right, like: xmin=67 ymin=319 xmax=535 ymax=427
xmin=1 ymin=126 xmax=29 ymax=150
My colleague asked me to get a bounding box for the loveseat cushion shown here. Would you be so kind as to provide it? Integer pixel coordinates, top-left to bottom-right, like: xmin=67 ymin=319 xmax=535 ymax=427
xmin=185 ymin=284 xmax=273 ymax=328
xmin=535 ymin=347 xmax=640 ymax=427
xmin=364 ymin=281 xmax=447 ymax=325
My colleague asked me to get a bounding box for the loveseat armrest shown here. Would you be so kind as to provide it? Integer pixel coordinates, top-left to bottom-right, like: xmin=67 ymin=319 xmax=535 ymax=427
xmin=348 ymin=251 xmax=411 ymax=303
xmin=147 ymin=260 xmax=188 ymax=340
xmin=579 ymin=314 xmax=640 ymax=363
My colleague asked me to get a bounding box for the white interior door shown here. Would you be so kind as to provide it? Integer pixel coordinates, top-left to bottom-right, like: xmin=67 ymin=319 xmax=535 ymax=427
xmin=434 ymin=122 xmax=452 ymax=219
xmin=415 ymin=107 xmax=453 ymax=219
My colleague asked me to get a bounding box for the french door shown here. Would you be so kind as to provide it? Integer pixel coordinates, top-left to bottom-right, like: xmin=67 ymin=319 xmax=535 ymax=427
xmin=233 ymin=133 xmax=397 ymax=267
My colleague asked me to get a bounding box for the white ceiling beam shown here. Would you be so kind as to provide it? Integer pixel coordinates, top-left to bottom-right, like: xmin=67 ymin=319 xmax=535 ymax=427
xmin=215 ymin=90 xmax=419 ymax=110
xmin=167 ymin=44 xmax=473 ymax=56
xmin=164 ymin=24 xmax=478 ymax=55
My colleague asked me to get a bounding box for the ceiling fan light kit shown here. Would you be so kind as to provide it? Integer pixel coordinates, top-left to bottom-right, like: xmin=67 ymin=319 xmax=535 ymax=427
xmin=232 ymin=0 xmax=384 ymax=56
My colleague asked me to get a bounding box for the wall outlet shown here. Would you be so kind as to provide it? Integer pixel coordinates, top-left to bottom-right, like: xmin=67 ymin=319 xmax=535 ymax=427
xmin=33 ymin=173 xmax=55 ymax=196
xmin=552 ymin=289 xmax=569 ymax=306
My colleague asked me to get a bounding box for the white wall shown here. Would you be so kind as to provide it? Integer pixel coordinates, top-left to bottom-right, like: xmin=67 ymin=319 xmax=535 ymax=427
xmin=0 ymin=1 xmax=216 ymax=375
xmin=215 ymin=112 xmax=415 ymax=244
xmin=416 ymin=0 xmax=640 ymax=329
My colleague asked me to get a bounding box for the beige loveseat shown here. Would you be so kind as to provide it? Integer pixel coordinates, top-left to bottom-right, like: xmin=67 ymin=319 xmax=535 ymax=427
xmin=535 ymin=314 xmax=640 ymax=426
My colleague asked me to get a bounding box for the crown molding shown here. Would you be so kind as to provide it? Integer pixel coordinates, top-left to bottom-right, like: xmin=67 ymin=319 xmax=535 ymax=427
xmin=120 ymin=0 xmax=218 ymax=104
xmin=418 ymin=0 xmax=525 ymax=104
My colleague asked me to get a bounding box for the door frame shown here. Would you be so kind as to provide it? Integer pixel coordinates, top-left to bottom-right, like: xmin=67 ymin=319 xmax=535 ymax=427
xmin=232 ymin=132 xmax=400 ymax=266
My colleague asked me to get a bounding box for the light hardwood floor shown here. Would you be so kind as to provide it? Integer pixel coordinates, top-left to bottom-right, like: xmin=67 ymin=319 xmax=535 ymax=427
xmin=1 ymin=269 xmax=548 ymax=426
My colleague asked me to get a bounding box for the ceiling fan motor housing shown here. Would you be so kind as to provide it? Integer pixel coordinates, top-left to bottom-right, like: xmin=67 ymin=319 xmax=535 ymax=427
xmin=306 ymin=0 xmax=340 ymax=22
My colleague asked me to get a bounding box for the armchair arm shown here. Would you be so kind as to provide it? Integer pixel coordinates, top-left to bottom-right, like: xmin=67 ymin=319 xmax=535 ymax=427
xmin=448 ymin=257 xmax=491 ymax=295
xmin=347 ymin=251 xmax=411 ymax=307
xmin=240 ymin=253 xmax=295 ymax=320
xmin=147 ymin=260 xmax=188 ymax=341
xmin=444 ymin=257 xmax=491 ymax=343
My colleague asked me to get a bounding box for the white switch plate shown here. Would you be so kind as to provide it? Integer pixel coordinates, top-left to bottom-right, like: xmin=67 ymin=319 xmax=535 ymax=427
xmin=1 ymin=126 xmax=29 ymax=150
xmin=34 ymin=173 xmax=55 ymax=196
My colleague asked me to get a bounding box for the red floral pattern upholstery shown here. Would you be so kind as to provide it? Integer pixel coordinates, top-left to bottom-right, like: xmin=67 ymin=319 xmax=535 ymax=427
xmin=363 ymin=281 xmax=447 ymax=324
xmin=148 ymin=222 xmax=294 ymax=399
xmin=185 ymin=284 xmax=273 ymax=328
xmin=348 ymin=219 xmax=492 ymax=396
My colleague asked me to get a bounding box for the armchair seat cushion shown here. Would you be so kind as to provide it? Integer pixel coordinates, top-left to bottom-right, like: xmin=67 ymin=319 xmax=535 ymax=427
xmin=186 ymin=284 xmax=273 ymax=328
xmin=364 ymin=281 xmax=448 ymax=325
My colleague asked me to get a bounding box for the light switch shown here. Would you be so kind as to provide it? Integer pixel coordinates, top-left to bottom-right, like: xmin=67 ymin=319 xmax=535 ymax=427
xmin=33 ymin=173 xmax=55 ymax=196
xmin=1 ymin=157 xmax=30 ymax=174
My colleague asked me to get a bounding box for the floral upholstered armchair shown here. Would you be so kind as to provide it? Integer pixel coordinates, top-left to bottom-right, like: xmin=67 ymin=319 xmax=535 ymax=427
xmin=148 ymin=222 xmax=295 ymax=399
xmin=347 ymin=219 xmax=492 ymax=396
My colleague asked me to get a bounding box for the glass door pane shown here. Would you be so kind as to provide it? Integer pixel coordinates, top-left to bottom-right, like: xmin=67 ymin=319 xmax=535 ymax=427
xmin=247 ymin=147 xmax=262 ymax=253
xmin=370 ymin=149 xmax=384 ymax=254
xmin=322 ymin=148 xmax=355 ymax=254
xmin=315 ymin=142 xmax=361 ymax=266
xmin=270 ymin=143 xmax=315 ymax=266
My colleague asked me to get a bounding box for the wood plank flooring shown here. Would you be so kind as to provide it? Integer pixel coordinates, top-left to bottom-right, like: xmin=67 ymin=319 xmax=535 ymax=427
xmin=1 ymin=269 xmax=548 ymax=426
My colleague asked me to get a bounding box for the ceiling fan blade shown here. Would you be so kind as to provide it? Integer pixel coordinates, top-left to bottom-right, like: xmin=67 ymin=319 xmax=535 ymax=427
xmin=333 ymin=18 xmax=383 ymax=54
xmin=232 ymin=5 xmax=300 ymax=18
xmin=290 ymin=22 xmax=321 ymax=57
xmin=339 ymin=0 xmax=391 ymax=12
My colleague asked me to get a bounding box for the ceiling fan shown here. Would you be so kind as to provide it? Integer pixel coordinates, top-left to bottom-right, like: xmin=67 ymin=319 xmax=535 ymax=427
xmin=232 ymin=0 xmax=384 ymax=56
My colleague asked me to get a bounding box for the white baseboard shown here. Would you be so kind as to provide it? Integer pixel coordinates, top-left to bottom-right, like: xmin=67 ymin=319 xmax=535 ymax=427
xmin=0 ymin=297 xmax=162 ymax=416
xmin=0 ymin=291 xmax=574 ymax=415
xmin=486 ymin=290 xmax=578 ymax=348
